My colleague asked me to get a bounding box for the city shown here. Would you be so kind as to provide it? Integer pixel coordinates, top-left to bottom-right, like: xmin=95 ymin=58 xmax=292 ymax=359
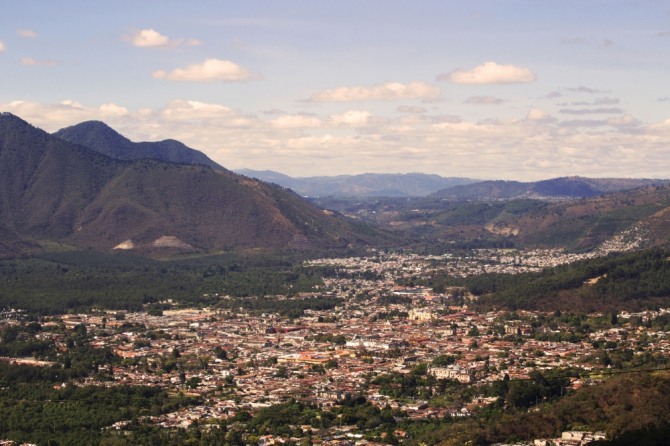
xmin=3 ymin=248 xmax=667 ymax=445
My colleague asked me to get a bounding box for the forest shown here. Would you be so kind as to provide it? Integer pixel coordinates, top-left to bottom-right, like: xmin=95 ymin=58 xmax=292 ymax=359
xmin=0 ymin=250 xmax=325 ymax=315
xmin=428 ymin=248 xmax=670 ymax=312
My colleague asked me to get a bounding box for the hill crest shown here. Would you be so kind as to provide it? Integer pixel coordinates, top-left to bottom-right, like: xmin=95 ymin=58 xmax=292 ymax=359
xmin=0 ymin=113 xmax=388 ymax=256
xmin=54 ymin=120 xmax=225 ymax=170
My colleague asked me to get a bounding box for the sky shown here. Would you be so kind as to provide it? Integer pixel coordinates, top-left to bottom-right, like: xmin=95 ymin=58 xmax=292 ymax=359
xmin=1 ymin=0 xmax=669 ymax=180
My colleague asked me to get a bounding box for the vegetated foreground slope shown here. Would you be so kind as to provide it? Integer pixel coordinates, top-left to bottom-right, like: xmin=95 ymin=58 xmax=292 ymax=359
xmin=430 ymin=370 xmax=670 ymax=446
xmin=331 ymin=183 xmax=670 ymax=252
xmin=502 ymin=184 xmax=670 ymax=250
xmin=0 ymin=113 xmax=388 ymax=255
xmin=452 ymin=248 xmax=670 ymax=312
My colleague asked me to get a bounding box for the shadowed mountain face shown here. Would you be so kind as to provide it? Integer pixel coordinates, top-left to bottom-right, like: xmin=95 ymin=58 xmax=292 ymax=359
xmin=54 ymin=120 xmax=224 ymax=170
xmin=0 ymin=113 xmax=387 ymax=255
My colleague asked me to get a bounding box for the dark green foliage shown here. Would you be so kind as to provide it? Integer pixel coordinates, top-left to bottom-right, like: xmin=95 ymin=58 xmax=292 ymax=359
xmin=0 ymin=251 xmax=326 ymax=314
xmin=0 ymin=360 xmax=195 ymax=446
xmin=450 ymin=248 xmax=670 ymax=311
xmin=216 ymin=295 xmax=342 ymax=318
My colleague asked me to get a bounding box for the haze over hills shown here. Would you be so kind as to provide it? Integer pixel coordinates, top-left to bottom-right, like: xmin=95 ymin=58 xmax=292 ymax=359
xmin=54 ymin=120 xmax=225 ymax=171
xmin=429 ymin=176 xmax=668 ymax=201
xmin=0 ymin=113 xmax=387 ymax=257
xmin=237 ymin=169 xmax=667 ymax=201
xmin=235 ymin=169 xmax=477 ymax=197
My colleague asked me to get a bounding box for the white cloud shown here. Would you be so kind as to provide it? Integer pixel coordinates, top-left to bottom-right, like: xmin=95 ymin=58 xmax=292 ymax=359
xmin=0 ymin=41 xmax=6 ymax=53
xmin=17 ymin=29 xmax=37 ymax=38
xmin=307 ymin=81 xmax=440 ymax=102
xmin=129 ymin=28 xmax=200 ymax=48
xmin=99 ymin=103 xmax=129 ymax=117
xmin=440 ymin=61 xmax=536 ymax=85
xmin=20 ymin=57 xmax=57 ymax=66
xmin=330 ymin=110 xmax=372 ymax=126
xmin=152 ymin=58 xmax=253 ymax=82
xmin=271 ymin=114 xmax=322 ymax=129
xmin=526 ymin=108 xmax=552 ymax=121
xmin=161 ymin=100 xmax=232 ymax=120
xmin=606 ymin=115 xmax=639 ymax=127
xmin=646 ymin=118 xmax=670 ymax=132
xmin=5 ymin=99 xmax=670 ymax=181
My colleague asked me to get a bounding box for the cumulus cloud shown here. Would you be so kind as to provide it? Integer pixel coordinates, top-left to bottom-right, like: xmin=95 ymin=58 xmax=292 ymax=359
xmin=20 ymin=57 xmax=57 ymax=66
xmin=526 ymin=108 xmax=552 ymax=121
xmin=161 ymin=100 xmax=232 ymax=120
xmin=465 ymin=96 xmax=504 ymax=105
xmin=271 ymin=114 xmax=322 ymax=129
xmin=5 ymin=98 xmax=670 ymax=180
xmin=17 ymin=29 xmax=37 ymax=38
xmin=152 ymin=58 xmax=254 ymax=82
xmin=330 ymin=110 xmax=372 ymax=126
xmin=307 ymin=81 xmax=440 ymax=102
xmin=99 ymin=103 xmax=129 ymax=117
xmin=129 ymin=28 xmax=200 ymax=48
xmin=606 ymin=115 xmax=640 ymax=127
xmin=646 ymin=118 xmax=670 ymax=132
xmin=439 ymin=61 xmax=536 ymax=85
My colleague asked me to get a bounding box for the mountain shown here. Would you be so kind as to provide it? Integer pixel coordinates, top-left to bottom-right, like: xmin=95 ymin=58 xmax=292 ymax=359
xmin=54 ymin=120 xmax=224 ymax=170
xmin=0 ymin=113 xmax=388 ymax=256
xmin=236 ymin=169 xmax=477 ymax=197
xmin=498 ymin=184 xmax=670 ymax=250
xmin=431 ymin=176 xmax=667 ymax=201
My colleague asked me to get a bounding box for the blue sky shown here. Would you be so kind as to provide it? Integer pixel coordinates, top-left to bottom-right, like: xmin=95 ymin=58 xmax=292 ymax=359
xmin=1 ymin=0 xmax=669 ymax=180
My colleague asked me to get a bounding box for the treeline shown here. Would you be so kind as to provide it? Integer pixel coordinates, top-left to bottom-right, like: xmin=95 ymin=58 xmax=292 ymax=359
xmin=215 ymin=295 xmax=342 ymax=318
xmin=432 ymin=248 xmax=670 ymax=311
xmin=419 ymin=370 xmax=670 ymax=446
xmin=0 ymin=379 xmax=195 ymax=446
xmin=0 ymin=250 xmax=325 ymax=314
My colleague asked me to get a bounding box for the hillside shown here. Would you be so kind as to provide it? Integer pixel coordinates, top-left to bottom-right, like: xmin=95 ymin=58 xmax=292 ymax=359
xmin=431 ymin=176 xmax=667 ymax=201
xmin=54 ymin=120 xmax=224 ymax=170
xmin=236 ymin=169 xmax=476 ymax=197
xmin=0 ymin=113 xmax=388 ymax=256
xmin=316 ymin=183 xmax=670 ymax=252
xmin=498 ymin=184 xmax=670 ymax=250
xmin=456 ymin=248 xmax=670 ymax=312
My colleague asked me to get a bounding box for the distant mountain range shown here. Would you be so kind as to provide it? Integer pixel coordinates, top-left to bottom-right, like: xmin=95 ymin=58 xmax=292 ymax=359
xmin=236 ymin=169 xmax=668 ymax=200
xmin=430 ymin=177 xmax=668 ymax=201
xmin=0 ymin=113 xmax=387 ymax=257
xmin=235 ymin=169 xmax=477 ymax=197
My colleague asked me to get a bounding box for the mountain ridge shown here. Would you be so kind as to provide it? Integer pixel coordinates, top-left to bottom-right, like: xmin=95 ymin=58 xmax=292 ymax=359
xmin=0 ymin=113 xmax=388 ymax=257
xmin=430 ymin=176 xmax=668 ymax=201
xmin=54 ymin=120 xmax=225 ymax=171
xmin=235 ymin=169 xmax=477 ymax=197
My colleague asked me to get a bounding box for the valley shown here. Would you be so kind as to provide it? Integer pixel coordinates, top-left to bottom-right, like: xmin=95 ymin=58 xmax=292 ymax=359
xmin=0 ymin=114 xmax=669 ymax=445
